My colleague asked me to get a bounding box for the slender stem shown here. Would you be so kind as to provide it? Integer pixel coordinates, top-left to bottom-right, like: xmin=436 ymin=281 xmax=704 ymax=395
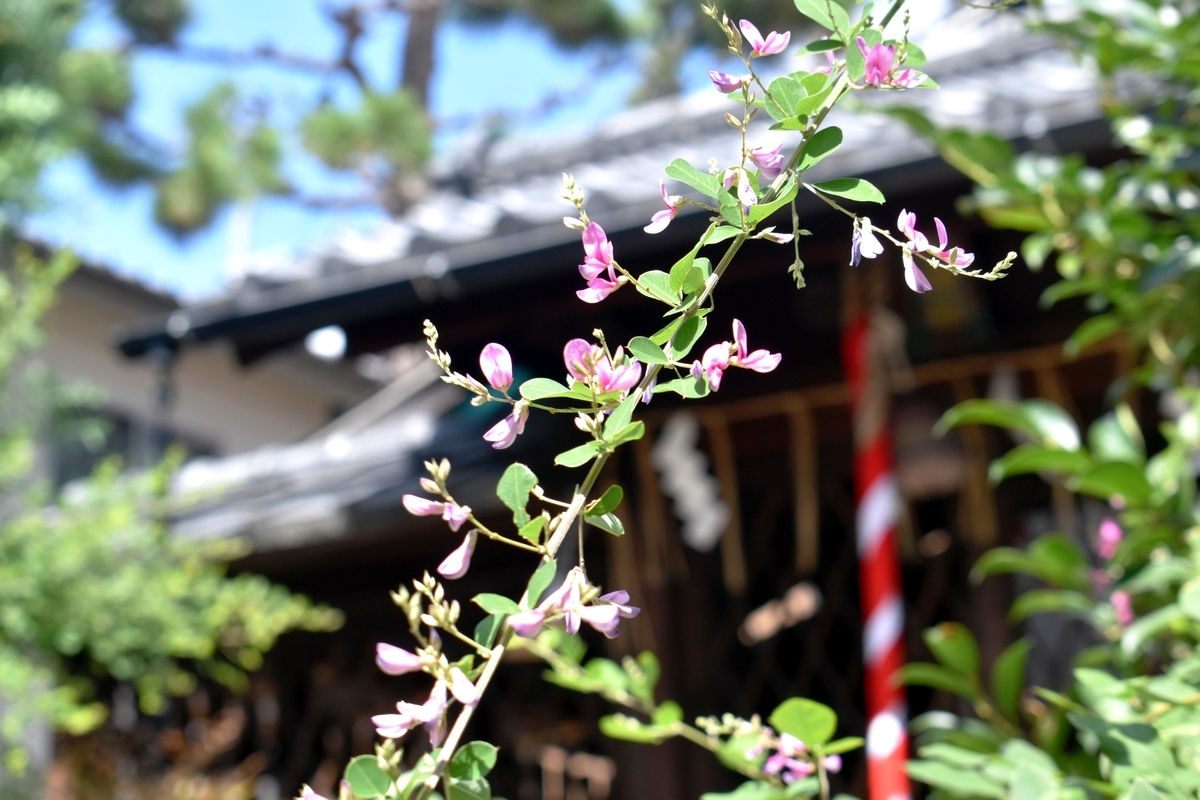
xmin=413 ymin=66 xmax=854 ymax=800
xmin=879 ymin=0 xmax=908 ymax=29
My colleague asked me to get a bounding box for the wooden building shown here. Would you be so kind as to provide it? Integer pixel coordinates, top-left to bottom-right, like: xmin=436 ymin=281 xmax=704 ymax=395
xmin=100 ymin=10 xmax=1124 ymax=800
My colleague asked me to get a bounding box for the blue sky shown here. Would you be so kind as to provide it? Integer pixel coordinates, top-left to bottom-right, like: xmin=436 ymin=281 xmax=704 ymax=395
xmin=27 ymin=0 xmax=722 ymax=299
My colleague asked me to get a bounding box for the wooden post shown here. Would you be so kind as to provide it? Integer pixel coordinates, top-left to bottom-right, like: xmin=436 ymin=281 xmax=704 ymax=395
xmin=703 ymin=413 xmax=747 ymax=596
xmin=786 ymin=399 xmax=820 ymax=574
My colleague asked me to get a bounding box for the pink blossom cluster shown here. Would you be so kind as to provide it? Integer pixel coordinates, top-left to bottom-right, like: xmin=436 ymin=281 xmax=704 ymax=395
xmin=855 ymin=37 xmax=919 ymax=88
xmin=400 ymin=495 xmax=478 ymax=580
xmin=564 ymin=339 xmax=642 ymax=395
xmin=1094 ymin=518 xmax=1134 ymax=625
xmin=692 ymin=320 xmax=782 ymax=391
xmin=474 ymin=343 xmax=528 ymax=449
xmin=746 ymin=731 xmax=842 ymax=785
xmin=370 ymin=666 xmax=481 ymax=745
xmin=896 ymin=210 xmax=975 ymax=294
xmin=508 ymin=567 xmax=640 ymax=640
xmin=578 ymin=222 xmax=623 ymax=303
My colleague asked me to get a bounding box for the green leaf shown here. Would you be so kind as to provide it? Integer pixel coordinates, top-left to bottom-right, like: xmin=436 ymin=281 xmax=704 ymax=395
xmin=670 ymin=245 xmax=702 ymax=294
xmin=682 ymin=257 xmax=711 ymax=295
xmin=653 ymin=700 xmax=684 ymax=726
xmin=989 ymin=444 xmax=1091 ymax=482
xmin=1088 ymin=406 xmax=1144 ymax=465
xmin=496 ymin=463 xmax=538 ymax=527
xmin=822 ymin=736 xmax=865 ymax=754
xmin=608 ymin=421 xmax=645 ymax=447
xmin=720 ymin=191 xmax=743 ymax=227
xmin=446 ymin=776 xmax=491 ymax=800
xmin=1028 ymin=534 xmax=1090 ymax=591
xmin=657 ymin=376 xmax=710 ymax=398
xmin=636 ymin=270 xmax=680 ymax=305
xmin=449 ymin=741 xmax=498 ymax=780
xmin=749 ymin=177 xmax=798 ymax=223
xmin=472 ymin=594 xmax=521 ymax=615
xmin=518 ymin=514 xmax=547 ymax=545
xmin=904 ymin=42 xmax=927 ymax=67
xmin=628 ymin=336 xmax=671 ymax=365
xmin=897 ymin=663 xmax=976 ymax=697
xmin=766 ymin=76 xmax=807 ymax=123
xmin=665 ymin=158 xmax=721 ymax=198
xmin=769 ymin=698 xmax=837 ymax=746
xmin=555 ymin=442 xmax=603 ymax=468
xmin=1065 ymin=314 xmax=1120 ymax=358
xmin=936 ymin=399 xmax=1080 ymax=451
xmin=650 ymin=317 xmax=685 ymax=346
xmin=600 ymin=713 xmax=671 ymax=743
xmin=704 ymin=782 xmax=789 ymax=800
xmin=1009 ymin=590 xmax=1093 ymax=621
xmin=796 ymin=127 xmax=843 ymax=173
xmin=671 ymin=315 xmax=707 ymax=360
xmin=794 ymin=0 xmax=851 ymax=34
xmin=605 ymin=396 xmax=640 ymax=440
xmin=1070 ymin=461 xmax=1152 ymax=507
xmin=526 ymin=560 xmax=558 ymax=607
xmin=924 ymin=623 xmax=980 ymax=678
xmin=585 ymin=512 xmax=625 ymax=537
xmin=519 ymin=378 xmax=573 ymax=401
xmin=345 ymin=755 xmax=393 ymax=798
xmin=795 ymin=38 xmax=844 ymax=55
xmin=474 ymin=613 xmax=505 ymax=649
xmin=1120 ymin=604 xmax=1184 ymax=658
xmin=811 ymin=178 xmax=884 ymax=204
xmin=1179 ymin=579 xmax=1200 ymax=621
xmin=587 ymin=485 xmax=624 ymax=516
xmin=991 ymin=638 xmax=1031 ymax=719
xmin=706 ymin=225 xmax=742 ymax=245
xmin=971 ymin=547 xmax=1036 ymax=583
xmin=906 ymin=761 xmax=1005 ymax=799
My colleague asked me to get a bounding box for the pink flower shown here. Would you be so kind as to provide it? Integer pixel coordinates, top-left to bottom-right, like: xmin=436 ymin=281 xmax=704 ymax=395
xmin=403 ymin=495 xmax=445 ymax=517
xmin=479 ymin=343 xmax=513 ymax=392
xmin=851 ymin=217 xmax=884 ymax=266
xmin=1112 ymin=590 xmax=1134 ymax=626
xmin=507 ymin=608 xmax=548 ymax=638
xmin=578 ymin=222 xmax=623 ymax=303
xmin=740 ymin=20 xmax=790 ymax=57
xmin=731 ymin=319 xmax=782 ymax=373
xmin=1098 ymin=517 xmax=1123 ymax=559
xmin=931 ymin=217 xmax=975 ymax=267
xmin=737 ymin=169 xmax=758 ymax=213
xmin=442 ymin=503 xmax=471 ymax=532
xmin=580 ymin=222 xmax=614 ymax=279
xmin=824 ymin=754 xmax=842 ymax=773
xmin=1092 ymin=568 xmax=1112 ymax=592
xmin=438 ymin=530 xmax=477 ymax=580
xmin=856 ymin=37 xmax=918 ymax=88
xmin=299 ymin=786 xmax=330 ymax=800
xmin=483 ymin=403 xmax=528 ymax=449
xmin=709 ymin=71 xmax=746 ymax=93
xmin=700 ymin=343 xmax=731 ymax=391
xmin=646 ymin=180 xmax=686 ymax=234
xmin=562 ymin=339 xmax=641 ymax=394
xmin=376 ymin=643 xmax=423 ymax=676
xmin=449 ymin=667 xmax=479 ymax=706
xmin=692 ymin=321 xmax=781 ymax=391
xmin=371 ymin=680 xmax=448 ymax=743
xmin=902 ymin=249 xmax=933 ymax=293
xmin=749 ymin=143 xmax=786 ymax=181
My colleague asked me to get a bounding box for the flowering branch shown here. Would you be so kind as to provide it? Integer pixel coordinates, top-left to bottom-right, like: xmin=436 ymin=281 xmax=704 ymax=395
xmin=305 ymin=4 xmax=1020 ymax=800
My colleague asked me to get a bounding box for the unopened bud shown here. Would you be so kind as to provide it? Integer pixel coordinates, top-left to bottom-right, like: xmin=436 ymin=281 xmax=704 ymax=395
xmin=420 ymin=477 xmax=440 ymax=494
xmin=563 ymin=216 xmax=586 ymax=231
xmin=724 ymin=113 xmax=742 ymax=129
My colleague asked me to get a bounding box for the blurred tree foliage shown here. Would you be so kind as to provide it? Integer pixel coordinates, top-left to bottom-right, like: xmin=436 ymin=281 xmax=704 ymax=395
xmin=0 ymin=244 xmax=343 ymax=782
xmin=0 ymin=0 xmax=835 ymax=233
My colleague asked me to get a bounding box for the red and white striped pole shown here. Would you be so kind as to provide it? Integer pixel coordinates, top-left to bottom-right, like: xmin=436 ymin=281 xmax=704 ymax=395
xmin=842 ymin=315 xmax=910 ymax=800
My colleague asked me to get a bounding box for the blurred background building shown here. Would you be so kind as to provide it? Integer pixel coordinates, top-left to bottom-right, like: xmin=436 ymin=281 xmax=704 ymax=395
xmin=33 ymin=7 xmax=1127 ymax=800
